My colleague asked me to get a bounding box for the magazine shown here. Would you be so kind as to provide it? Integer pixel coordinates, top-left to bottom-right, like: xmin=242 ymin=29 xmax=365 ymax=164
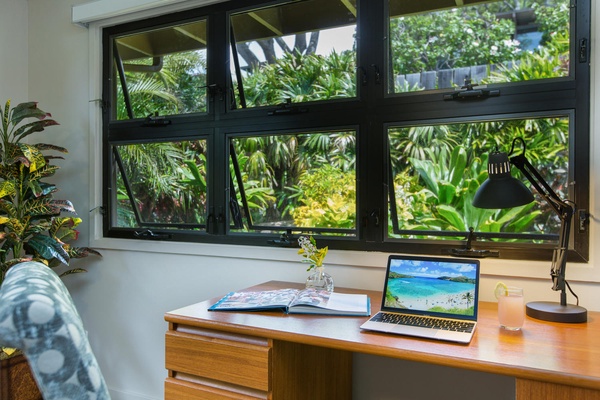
xmin=208 ymin=288 xmax=371 ymax=316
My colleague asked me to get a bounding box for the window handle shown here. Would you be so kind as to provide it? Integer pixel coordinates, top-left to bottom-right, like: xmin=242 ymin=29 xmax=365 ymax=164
xmin=134 ymin=229 xmax=172 ymax=240
xmin=268 ymin=99 xmax=307 ymax=116
xmin=450 ymin=227 xmax=498 ymax=258
xmin=368 ymin=209 xmax=380 ymax=227
xmin=443 ymin=79 xmax=500 ymax=101
xmin=357 ymin=66 xmax=368 ymax=85
xmin=268 ymin=230 xmax=294 ymax=247
xmin=207 ymin=213 xmax=215 ymax=233
xmin=370 ymin=64 xmax=381 ymax=85
xmin=142 ymin=113 xmax=171 ymax=126
xmin=207 ymin=84 xmax=224 ymax=101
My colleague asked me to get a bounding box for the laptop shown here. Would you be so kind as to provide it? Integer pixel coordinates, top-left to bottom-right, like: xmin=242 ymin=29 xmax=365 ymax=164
xmin=360 ymin=254 xmax=480 ymax=344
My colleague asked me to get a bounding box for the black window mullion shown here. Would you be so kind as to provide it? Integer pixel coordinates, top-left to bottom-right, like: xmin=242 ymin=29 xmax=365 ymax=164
xmin=572 ymin=0 xmax=591 ymax=261
xmin=358 ymin=0 xmax=387 ymax=244
xmin=207 ymin=9 xmax=229 ymax=235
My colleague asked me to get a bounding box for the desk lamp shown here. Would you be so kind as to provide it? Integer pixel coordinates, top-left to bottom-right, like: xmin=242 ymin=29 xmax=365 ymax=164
xmin=472 ymin=137 xmax=587 ymax=323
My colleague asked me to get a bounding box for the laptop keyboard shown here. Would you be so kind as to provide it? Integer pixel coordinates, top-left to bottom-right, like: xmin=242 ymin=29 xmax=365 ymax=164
xmin=371 ymin=312 xmax=475 ymax=333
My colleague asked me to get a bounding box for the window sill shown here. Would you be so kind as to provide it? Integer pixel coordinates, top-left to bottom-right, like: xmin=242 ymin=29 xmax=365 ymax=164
xmin=89 ymin=236 xmax=600 ymax=284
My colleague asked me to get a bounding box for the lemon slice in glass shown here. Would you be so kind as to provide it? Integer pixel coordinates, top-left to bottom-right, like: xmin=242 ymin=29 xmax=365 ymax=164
xmin=494 ymin=282 xmax=509 ymax=299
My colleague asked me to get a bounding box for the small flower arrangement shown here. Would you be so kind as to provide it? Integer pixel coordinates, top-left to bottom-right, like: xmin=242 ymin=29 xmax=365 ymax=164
xmin=298 ymin=236 xmax=328 ymax=271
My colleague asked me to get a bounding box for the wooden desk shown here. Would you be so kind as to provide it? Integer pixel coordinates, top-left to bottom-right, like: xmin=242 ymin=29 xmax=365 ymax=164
xmin=164 ymin=281 xmax=600 ymax=400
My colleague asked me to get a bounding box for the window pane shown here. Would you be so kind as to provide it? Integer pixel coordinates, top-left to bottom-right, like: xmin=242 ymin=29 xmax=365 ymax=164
xmin=230 ymin=130 xmax=357 ymax=235
xmin=113 ymin=19 xmax=208 ymax=120
xmin=388 ymin=0 xmax=570 ymax=94
xmin=387 ymin=116 xmax=569 ymax=243
xmin=230 ymin=0 xmax=357 ymax=109
xmin=113 ymin=140 xmax=208 ymax=228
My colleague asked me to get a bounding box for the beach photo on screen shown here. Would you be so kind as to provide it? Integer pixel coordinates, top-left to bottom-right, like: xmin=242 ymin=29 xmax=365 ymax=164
xmin=384 ymin=258 xmax=477 ymax=316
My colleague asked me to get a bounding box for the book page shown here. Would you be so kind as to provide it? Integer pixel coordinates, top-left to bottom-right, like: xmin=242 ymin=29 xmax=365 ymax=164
xmin=291 ymin=289 xmax=369 ymax=313
xmin=290 ymin=288 xmax=332 ymax=308
xmin=324 ymin=292 xmax=369 ymax=313
xmin=210 ymin=288 xmax=298 ymax=310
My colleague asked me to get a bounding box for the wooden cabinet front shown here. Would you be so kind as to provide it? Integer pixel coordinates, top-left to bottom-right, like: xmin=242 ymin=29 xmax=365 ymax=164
xmin=165 ymin=323 xmax=352 ymax=400
xmin=165 ymin=326 xmax=271 ymax=399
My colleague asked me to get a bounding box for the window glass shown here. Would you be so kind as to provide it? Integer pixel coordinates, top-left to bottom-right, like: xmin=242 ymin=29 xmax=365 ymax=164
xmin=113 ymin=140 xmax=208 ymax=228
xmin=230 ymin=0 xmax=357 ymax=109
xmin=102 ymin=0 xmax=589 ymax=262
xmin=388 ymin=0 xmax=570 ymax=94
xmin=113 ymin=19 xmax=208 ymax=120
xmin=230 ymin=130 xmax=357 ymax=234
xmin=387 ymin=116 xmax=569 ymax=243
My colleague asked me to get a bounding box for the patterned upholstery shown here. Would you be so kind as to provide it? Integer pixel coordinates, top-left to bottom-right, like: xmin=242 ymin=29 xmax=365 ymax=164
xmin=0 ymin=261 xmax=110 ymax=399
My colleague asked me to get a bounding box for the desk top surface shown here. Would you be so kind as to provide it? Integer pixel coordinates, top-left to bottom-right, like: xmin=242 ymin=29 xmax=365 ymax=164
xmin=165 ymin=280 xmax=600 ymax=390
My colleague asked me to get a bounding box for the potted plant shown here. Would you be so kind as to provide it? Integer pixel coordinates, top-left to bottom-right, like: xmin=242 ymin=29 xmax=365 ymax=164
xmin=0 ymin=100 xmax=100 ymax=397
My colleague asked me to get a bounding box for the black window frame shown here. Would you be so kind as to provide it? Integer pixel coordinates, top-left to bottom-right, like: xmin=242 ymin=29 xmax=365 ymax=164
xmin=101 ymin=0 xmax=591 ymax=263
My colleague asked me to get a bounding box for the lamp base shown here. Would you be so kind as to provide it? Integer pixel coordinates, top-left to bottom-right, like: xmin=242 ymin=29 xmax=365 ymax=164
xmin=526 ymin=301 xmax=587 ymax=323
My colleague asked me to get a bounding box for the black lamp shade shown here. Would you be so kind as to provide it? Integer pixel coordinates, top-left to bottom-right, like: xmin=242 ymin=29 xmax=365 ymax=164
xmin=472 ymin=151 xmax=534 ymax=209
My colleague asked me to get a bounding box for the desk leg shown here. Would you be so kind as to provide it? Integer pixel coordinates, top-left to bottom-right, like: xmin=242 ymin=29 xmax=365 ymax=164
xmin=516 ymin=379 xmax=600 ymax=400
xmin=272 ymin=340 xmax=352 ymax=400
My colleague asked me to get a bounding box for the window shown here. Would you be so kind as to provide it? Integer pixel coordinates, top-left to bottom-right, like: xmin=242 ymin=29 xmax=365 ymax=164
xmin=230 ymin=129 xmax=357 ymax=235
xmin=102 ymin=0 xmax=590 ymax=262
xmin=230 ymin=0 xmax=357 ymax=109
xmin=388 ymin=115 xmax=570 ymax=244
xmin=112 ymin=19 xmax=208 ymax=119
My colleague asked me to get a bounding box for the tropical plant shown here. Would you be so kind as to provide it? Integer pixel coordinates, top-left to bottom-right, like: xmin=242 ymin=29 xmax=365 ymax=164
xmin=0 ymin=100 xmax=100 ymax=285
xmin=290 ymin=165 xmax=356 ymax=229
xmin=237 ymin=50 xmax=356 ymax=108
xmin=116 ymin=50 xmax=207 ymax=120
xmin=391 ymin=145 xmax=542 ymax=237
xmin=115 ymin=140 xmax=208 ymax=226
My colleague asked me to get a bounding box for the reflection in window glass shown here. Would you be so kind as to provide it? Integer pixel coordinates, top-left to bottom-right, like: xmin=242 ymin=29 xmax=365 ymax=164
xmin=113 ymin=19 xmax=208 ymax=120
xmin=388 ymin=0 xmax=570 ymax=94
xmin=114 ymin=140 xmax=208 ymax=228
xmin=230 ymin=130 xmax=357 ymax=234
xmin=387 ymin=117 xmax=569 ymax=242
xmin=230 ymin=0 xmax=357 ymax=109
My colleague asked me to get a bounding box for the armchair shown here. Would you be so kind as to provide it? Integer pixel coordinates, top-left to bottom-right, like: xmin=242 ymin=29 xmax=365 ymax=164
xmin=0 ymin=261 xmax=110 ymax=399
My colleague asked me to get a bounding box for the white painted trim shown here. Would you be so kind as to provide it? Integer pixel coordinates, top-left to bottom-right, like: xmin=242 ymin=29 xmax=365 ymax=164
xmin=72 ymin=0 xmax=225 ymax=25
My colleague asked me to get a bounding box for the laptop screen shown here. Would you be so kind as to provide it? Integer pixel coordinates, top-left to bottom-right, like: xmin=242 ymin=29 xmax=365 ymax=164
xmin=381 ymin=255 xmax=480 ymax=320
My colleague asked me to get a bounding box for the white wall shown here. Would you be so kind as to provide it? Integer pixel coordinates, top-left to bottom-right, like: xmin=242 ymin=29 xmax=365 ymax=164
xmin=0 ymin=0 xmax=28 ymax=102
xmin=17 ymin=0 xmax=600 ymax=399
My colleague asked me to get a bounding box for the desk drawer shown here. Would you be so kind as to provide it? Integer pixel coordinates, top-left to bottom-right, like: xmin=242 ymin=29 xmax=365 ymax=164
xmin=165 ymin=377 xmax=267 ymax=400
xmin=165 ymin=330 xmax=271 ymax=392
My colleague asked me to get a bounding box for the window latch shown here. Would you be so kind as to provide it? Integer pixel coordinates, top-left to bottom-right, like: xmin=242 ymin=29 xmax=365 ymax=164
xmin=207 ymin=84 xmax=224 ymax=101
xmin=450 ymin=227 xmax=499 ymax=258
xmin=443 ymin=79 xmax=500 ymax=101
xmin=134 ymin=229 xmax=172 ymax=240
xmin=268 ymin=99 xmax=308 ymax=116
xmin=268 ymin=230 xmax=294 ymax=247
xmin=142 ymin=113 xmax=171 ymax=127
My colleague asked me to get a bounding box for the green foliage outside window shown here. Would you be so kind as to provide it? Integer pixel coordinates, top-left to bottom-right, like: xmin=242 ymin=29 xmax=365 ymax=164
xmin=113 ymin=0 xmax=572 ymax=240
xmin=290 ymin=165 xmax=356 ymax=229
xmin=235 ymin=50 xmax=356 ymax=108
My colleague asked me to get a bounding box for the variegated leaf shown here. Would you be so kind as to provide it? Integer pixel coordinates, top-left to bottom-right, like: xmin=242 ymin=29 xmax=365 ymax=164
xmin=0 ymin=181 xmax=16 ymax=198
xmin=26 ymin=234 xmax=69 ymax=265
xmin=14 ymin=120 xmax=60 ymax=143
xmin=35 ymin=143 xmax=68 ymax=154
xmin=18 ymin=143 xmax=45 ymax=172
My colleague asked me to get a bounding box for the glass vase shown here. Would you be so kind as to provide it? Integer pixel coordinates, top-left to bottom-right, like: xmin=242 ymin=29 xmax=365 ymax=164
xmin=305 ymin=267 xmax=334 ymax=292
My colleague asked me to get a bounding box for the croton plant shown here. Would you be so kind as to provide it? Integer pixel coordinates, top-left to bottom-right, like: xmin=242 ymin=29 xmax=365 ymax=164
xmin=0 ymin=100 xmax=101 ymax=358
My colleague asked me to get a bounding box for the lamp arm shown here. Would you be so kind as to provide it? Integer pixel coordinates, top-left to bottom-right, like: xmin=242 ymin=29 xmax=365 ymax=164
xmin=510 ymin=154 xmax=574 ymax=298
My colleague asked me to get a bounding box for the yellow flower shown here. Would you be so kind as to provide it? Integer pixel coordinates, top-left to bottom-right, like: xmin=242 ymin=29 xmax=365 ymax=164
xmin=298 ymin=235 xmax=328 ymax=271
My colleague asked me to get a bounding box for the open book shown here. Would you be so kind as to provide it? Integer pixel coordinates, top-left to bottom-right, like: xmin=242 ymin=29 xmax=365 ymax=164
xmin=208 ymin=288 xmax=370 ymax=316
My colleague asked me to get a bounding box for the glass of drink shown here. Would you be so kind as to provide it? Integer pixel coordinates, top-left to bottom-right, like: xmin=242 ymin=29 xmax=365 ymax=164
xmin=497 ymin=286 xmax=525 ymax=331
